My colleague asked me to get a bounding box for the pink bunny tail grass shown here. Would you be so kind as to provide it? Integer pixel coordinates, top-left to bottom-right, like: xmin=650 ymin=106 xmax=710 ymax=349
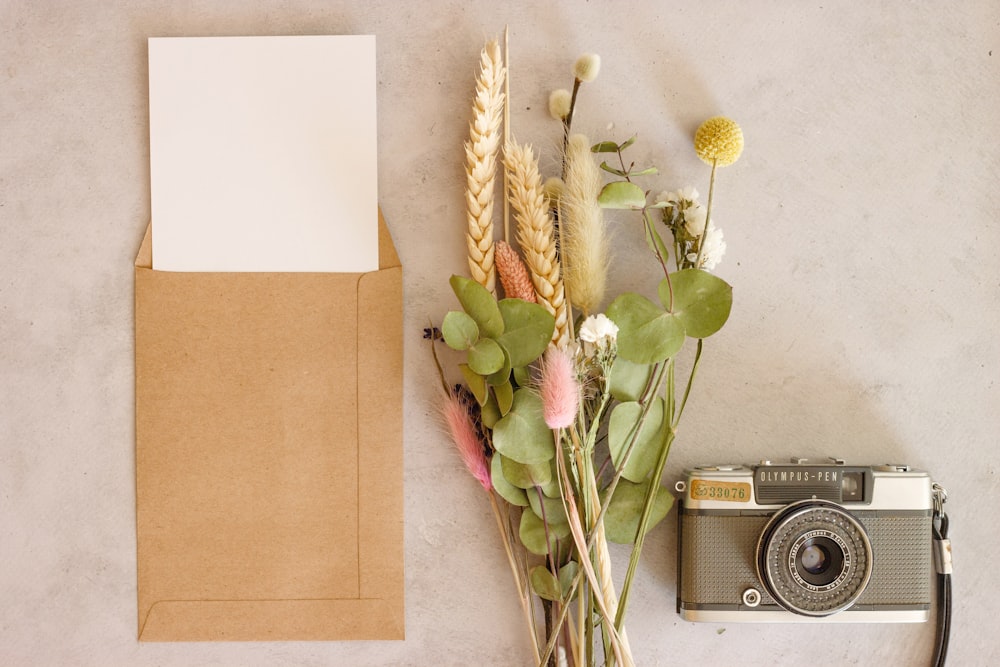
xmin=442 ymin=391 xmax=493 ymax=492
xmin=539 ymin=347 xmax=580 ymax=429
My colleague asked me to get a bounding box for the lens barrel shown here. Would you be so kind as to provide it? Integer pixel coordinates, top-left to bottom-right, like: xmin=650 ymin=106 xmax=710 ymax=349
xmin=755 ymin=500 xmax=873 ymax=616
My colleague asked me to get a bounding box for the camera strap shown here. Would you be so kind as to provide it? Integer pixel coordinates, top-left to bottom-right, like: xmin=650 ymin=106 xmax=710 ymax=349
xmin=931 ymin=483 xmax=951 ymax=667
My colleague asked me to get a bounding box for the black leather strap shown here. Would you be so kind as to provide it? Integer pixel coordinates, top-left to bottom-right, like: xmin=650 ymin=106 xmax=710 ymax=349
xmin=931 ymin=485 xmax=951 ymax=667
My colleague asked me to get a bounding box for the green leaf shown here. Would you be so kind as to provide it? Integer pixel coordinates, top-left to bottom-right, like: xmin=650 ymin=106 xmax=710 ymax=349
xmin=496 ymin=299 xmax=555 ymax=368
xmin=485 ymin=347 xmax=512 ymax=386
xmin=663 ymin=269 xmax=733 ymax=339
xmin=603 ymin=479 xmax=675 ymax=544
xmin=519 ymin=507 xmax=570 ymax=555
xmin=500 ymin=454 xmax=552 ymax=489
xmin=459 ymin=364 xmax=488 ymax=406
xmin=493 ymin=389 xmax=555 ymax=464
xmin=619 ymin=135 xmax=637 ymax=151
xmin=606 ymin=292 xmax=685 ymax=363
xmin=512 ymin=365 xmax=531 ymax=388
xmin=631 ymin=166 xmax=659 ymax=176
xmin=441 ymin=310 xmax=479 ymax=350
xmin=558 ymin=561 xmax=580 ymax=600
xmin=468 ymin=337 xmax=505 ymax=375
xmin=599 ymin=161 xmax=628 ymax=177
xmin=494 ymin=380 xmax=514 ymax=416
xmin=491 ymin=455 xmax=529 ymax=506
xmin=480 ymin=393 xmax=501 ymax=429
xmin=450 ymin=275 xmax=504 ymax=339
xmin=597 ymin=181 xmax=646 ymax=209
xmin=608 ymin=399 xmax=667 ymax=482
xmin=609 ymin=358 xmax=653 ymax=402
xmin=528 ymin=488 xmax=568 ymax=525
xmin=530 ymin=566 xmax=562 ymax=602
xmin=643 ymin=218 xmax=673 ymax=267
xmin=539 ymin=458 xmax=562 ymax=498
xmin=591 ymin=140 xmax=620 ymax=153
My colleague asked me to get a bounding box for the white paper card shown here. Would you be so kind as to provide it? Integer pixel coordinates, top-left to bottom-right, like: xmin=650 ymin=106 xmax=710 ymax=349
xmin=148 ymin=35 xmax=378 ymax=272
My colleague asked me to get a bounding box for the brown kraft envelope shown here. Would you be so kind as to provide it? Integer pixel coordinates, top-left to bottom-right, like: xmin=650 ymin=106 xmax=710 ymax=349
xmin=134 ymin=210 xmax=403 ymax=641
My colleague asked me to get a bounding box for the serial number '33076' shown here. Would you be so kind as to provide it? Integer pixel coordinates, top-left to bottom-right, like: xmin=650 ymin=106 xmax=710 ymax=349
xmin=689 ymin=480 xmax=752 ymax=502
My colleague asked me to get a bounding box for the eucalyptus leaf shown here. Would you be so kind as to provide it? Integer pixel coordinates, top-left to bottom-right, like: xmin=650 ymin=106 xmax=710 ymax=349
xmin=450 ymin=275 xmax=504 ymax=339
xmin=494 ymin=379 xmax=514 ymax=416
xmin=491 ymin=455 xmax=529 ymax=506
xmin=500 ymin=454 xmax=552 ymax=489
xmin=603 ymin=479 xmax=675 ymax=544
xmin=599 ymin=161 xmax=628 ymax=177
xmin=493 ymin=389 xmax=555 ymax=464
xmin=661 ymin=269 xmax=733 ymax=339
xmin=459 ymin=364 xmax=488 ymax=406
xmin=530 ymin=566 xmax=562 ymax=602
xmin=528 ymin=488 xmax=568 ymax=525
xmin=468 ymin=337 xmax=506 ymax=375
xmin=631 ymin=166 xmax=659 ymax=176
xmin=485 ymin=347 xmax=512 ymax=387
xmin=609 ymin=357 xmax=654 ymax=402
xmin=558 ymin=561 xmax=580 ymax=600
xmin=597 ymin=181 xmax=646 ymax=210
xmin=539 ymin=458 xmax=562 ymax=498
xmin=606 ymin=292 xmax=685 ymax=363
xmin=519 ymin=507 xmax=570 ymax=556
xmin=442 ymin=310 xmax=479 ymax=350
xmin=512 ymin=365 xmax=531 ymax=388
xmin=608 ymin=398 xmax=667 ymax=482
xmin=591 ymin=140 xmax=620 ymax=153
xmin=496 ymin=299 xmax=555 ymax=368
xmin=480 ymin=392 xmax=501 ymax=429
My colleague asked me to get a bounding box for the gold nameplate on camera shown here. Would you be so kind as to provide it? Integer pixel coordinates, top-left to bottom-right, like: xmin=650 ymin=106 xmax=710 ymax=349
xmin=689 ymin=480 xmax=752 ymax=502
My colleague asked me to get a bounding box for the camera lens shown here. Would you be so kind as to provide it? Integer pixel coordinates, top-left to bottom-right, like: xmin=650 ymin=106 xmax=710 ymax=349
xmin=799 ymin=540 xmax=830 ymax=574
xmin=755 ymin=500 xmax=873 ymax=617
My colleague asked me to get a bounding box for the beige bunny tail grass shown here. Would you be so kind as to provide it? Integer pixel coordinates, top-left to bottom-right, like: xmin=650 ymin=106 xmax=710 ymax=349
xmin=562 ymin=133 xmax=608 ymax=316
xmin=495 ymin=240 xmax=536 ymax=303
xmin=464 ymin=39 xmax=506 ymax=295
xmin=503 ymin=142 xmax=571 ymax=348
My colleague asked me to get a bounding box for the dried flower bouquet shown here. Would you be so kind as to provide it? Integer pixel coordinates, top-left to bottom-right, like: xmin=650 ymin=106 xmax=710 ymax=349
xmin=431 ymin=36 xmax=743 ymax=667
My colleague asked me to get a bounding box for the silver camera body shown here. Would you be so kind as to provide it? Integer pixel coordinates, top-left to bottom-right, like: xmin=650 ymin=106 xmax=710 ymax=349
xmin=676 ymin=458 xmax=933 ymax=623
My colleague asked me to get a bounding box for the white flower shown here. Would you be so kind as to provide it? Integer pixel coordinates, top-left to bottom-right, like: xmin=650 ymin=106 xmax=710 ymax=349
xmin=682 ymin=204 xmax=707 ymax=237
xmin=655 ymin=186 xmax=699 ymax=207
xmin=687 ymin=222 xmax=726 ymax=270
xmin=578 ymin=313 xmax=619 ymax=344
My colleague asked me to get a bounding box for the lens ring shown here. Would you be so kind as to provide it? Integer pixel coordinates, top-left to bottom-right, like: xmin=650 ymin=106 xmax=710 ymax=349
xmin=755 ymin=500 xmax=873 ymax=617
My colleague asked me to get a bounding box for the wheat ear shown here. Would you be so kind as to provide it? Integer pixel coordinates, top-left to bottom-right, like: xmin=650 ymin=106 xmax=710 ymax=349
xmin=503 ymin=142 xmax=571 ymax=347
xmin=464 ymin=39 xmax=506 ymax=294
xmin=562 ymin=133 xmax=608 ymax=316
xmin=495 ymin=240 xmax=537 ymax=303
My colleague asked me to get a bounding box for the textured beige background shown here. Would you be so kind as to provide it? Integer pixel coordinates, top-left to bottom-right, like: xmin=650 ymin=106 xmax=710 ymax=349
xmin=1 ymin=1 xmax=997 ymax=665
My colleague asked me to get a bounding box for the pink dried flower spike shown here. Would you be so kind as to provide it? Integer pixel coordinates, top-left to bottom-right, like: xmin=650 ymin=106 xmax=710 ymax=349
xmin=442 ymin=391 xmax=492 ymax=492
xmin=539 ymin=347 xmax=580 ymax=429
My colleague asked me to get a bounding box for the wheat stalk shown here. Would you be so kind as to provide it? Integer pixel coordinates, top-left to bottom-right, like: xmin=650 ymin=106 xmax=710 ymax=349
xmin=464 ymin=39 xmax=506 ymax=294
xmin=562 ymin=133 xmax=608 ymax=316
xmin=503 ymin=142 xmax=571 ymax=347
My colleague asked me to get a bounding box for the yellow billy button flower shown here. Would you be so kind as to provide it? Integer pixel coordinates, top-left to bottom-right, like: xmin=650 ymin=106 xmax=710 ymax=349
xmin=694 ymin=116 xmax=744 ymax=167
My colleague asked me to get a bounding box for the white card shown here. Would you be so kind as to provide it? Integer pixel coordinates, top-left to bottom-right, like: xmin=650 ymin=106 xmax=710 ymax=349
xmin=148 ymin=35 xmax=378 ymax=272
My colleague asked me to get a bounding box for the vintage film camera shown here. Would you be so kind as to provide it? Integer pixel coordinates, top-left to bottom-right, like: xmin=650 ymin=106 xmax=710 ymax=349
xmin=676 ymin=458 xmax=935 ymax=622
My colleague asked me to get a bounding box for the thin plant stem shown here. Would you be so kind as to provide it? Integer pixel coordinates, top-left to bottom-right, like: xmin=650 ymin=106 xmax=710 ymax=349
xmin=490 ymin=492 xmax=542 ymax=664
xmin=694 ymin=158 xmax=718 ymax=268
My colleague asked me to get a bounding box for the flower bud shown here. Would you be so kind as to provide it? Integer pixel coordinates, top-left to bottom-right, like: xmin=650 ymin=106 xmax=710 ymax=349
xmin=573 ymin=53 xmax=601 ymax=82
xmin=548 ymin=88 xmax=572 ymax=120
